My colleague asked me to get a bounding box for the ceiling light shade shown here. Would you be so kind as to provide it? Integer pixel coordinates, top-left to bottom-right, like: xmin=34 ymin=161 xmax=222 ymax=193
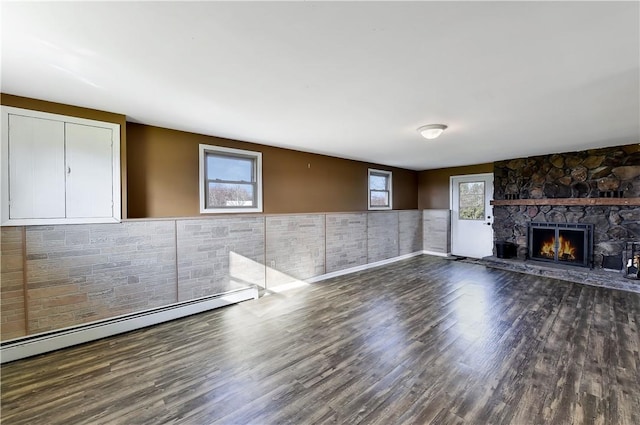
xmin=417 ymin=124 xmax=447 ymax=140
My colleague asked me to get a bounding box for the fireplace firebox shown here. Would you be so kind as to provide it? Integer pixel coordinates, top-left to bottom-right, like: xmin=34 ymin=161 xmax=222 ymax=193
xmin=528 ymin=223 xmax=593 ymax=268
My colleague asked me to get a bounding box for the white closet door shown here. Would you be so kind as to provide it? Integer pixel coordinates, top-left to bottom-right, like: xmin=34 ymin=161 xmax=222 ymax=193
xmin=9 ymin=114 xmax=66 ymax=219
xmin=65 ymin=123 xmax=113 ymax=218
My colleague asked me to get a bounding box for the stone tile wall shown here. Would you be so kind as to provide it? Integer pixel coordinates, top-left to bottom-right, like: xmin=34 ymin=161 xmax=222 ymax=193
xmin=177 ymin=217 xmax=265 ymax=301
xmin=399 ymin=210 xmax=423 ymax=255
xmin=266 ymin=215 xmax=325 ymax=287
xmin=1 ymin=210 xmax=422 ymax=341
xmin=368 ymin=212 xmax=399 ymax=262
xmin=423 ymin=209 xmax=451 ymax=254
xmin=1 ymin=227 xmax=26 ymax=340
xmin=25 ymin=222 xmax=177 ymax=334
xmin=325 ymin=213 xmax=367 ymax=273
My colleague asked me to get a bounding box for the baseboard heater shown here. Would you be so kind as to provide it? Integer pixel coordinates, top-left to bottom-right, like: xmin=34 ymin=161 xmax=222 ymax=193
xmin=0 ymin=286 xmax=258 ymax=364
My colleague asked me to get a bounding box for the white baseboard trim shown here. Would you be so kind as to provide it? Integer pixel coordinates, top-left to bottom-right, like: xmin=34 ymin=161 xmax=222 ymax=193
xmin=422 ymin=250 xmax=451 ymax=257
xmin=0 ymin=286 xmax=258 ymax=364
xmin=307 ymin=251 xmax=423 ymax=283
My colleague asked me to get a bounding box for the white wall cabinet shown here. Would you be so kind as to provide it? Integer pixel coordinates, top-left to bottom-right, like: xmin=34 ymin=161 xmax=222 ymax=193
xmin=1 ymin=106 xmax=121 ymax=225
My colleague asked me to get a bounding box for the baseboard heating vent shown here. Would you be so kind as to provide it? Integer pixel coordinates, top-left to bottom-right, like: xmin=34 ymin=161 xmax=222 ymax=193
xmin=0 ymin=286 xmax=258 ymax=364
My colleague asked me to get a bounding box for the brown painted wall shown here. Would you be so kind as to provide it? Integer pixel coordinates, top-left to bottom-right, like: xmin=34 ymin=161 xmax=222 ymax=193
xmin=0 ymin=94 xmax=129 ymax=218
xmin=127 ymin=124 xmax=418 ymax=217
xmin=418 ymin=163 xmax=494 ymax=209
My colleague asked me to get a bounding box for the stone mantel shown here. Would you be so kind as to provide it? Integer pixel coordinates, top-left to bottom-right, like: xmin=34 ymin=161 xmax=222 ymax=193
xmin=491 ymin=198 xmax=640 ymax=206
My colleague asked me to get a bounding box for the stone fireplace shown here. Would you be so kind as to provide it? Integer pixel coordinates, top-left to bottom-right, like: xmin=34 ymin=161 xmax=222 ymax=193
xmin=492 ymin=143 xmax=640 ymax=270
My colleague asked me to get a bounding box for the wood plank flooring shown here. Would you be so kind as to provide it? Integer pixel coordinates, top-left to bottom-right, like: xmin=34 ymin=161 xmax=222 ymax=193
xmin=1 ymin=255 xmax=639 ymax=424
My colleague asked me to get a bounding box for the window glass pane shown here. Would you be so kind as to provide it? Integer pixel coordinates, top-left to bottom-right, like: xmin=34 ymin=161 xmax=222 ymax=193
xmin=207 ymin=182 xmax=255 ymax=208
xmin=207 ymin=154 xmax=253 ymax=182
xmin=200 ymin=144 xmax=262 ymax=213
xmin=369 ymin=174 xmax=388 ymax=190
xmin=367 ymin=169 xmax=392 ymax=210
xmin=370 ymin=190 xmax=389 ymax=207
xmin=459 ymin=181 xmax=485 ymax=220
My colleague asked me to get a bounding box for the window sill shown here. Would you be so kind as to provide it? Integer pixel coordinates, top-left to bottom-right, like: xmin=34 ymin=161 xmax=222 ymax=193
xmin=200 ymin=207 xmax=263 ymax=214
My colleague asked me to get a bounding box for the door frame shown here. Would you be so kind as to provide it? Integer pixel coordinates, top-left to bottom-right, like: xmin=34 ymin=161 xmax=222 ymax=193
xmin=449 ymin=172 xmax=494 ymax=258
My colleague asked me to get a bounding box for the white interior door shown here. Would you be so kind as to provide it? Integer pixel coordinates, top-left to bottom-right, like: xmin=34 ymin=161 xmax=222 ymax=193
xmin=450 ymin=173 xmax=494 ymax=258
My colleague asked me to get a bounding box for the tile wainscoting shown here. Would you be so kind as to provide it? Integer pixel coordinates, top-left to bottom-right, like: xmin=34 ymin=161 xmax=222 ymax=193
xmin=1 ymin=210 xmax=425 ymax=343
xmin=422 ymin=209 xmax=451 ymax=256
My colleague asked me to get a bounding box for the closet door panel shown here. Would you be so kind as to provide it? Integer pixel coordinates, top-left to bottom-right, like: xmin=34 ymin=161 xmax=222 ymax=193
xmin=8 ymin=115 xmax=66 ymax=219
xmin=65 ymin=123 xmax=114 ymax=218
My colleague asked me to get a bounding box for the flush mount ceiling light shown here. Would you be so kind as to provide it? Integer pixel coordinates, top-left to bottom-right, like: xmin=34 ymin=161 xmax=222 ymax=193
xmin=417 ymin=124 xmax=447 ymax=140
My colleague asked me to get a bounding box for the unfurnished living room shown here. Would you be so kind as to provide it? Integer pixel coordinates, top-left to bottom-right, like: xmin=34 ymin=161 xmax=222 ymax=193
xmin=1 ymin=1 xmax=639 ymax=424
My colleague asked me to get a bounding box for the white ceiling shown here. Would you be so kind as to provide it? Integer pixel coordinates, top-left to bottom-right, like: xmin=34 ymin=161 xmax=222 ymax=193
xmin=2 ymin=1 xmax=639 ymax=171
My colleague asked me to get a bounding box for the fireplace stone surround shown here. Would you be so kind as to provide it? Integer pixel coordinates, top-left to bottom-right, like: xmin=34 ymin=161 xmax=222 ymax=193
xmin=491 ymin=143 xmax=640 ymax=277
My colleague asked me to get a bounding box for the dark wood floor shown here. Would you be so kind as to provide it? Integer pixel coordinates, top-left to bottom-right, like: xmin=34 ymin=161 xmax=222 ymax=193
xmin=2 ymin=255 xmax=639 ymax=425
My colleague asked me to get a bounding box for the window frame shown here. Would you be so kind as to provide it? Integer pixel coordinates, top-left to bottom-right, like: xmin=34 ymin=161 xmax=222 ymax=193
xmin=368 ymin=168 xmax=393 ymax=210
xmin=199 ymin=144 xmax=263 ymax=214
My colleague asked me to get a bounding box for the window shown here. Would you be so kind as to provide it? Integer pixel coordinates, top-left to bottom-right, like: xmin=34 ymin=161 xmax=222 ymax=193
xmin=199 ymin=144 xmax=262 ymax=213
xmin=368 ymin=169 xmax=392 ymax=210
xmin=458 ymin=181 xmax=485 ymax=220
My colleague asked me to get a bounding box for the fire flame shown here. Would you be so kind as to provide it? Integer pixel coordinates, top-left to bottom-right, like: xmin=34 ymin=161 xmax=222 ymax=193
xmin=539 ymin=236 xmax=576 ymax=261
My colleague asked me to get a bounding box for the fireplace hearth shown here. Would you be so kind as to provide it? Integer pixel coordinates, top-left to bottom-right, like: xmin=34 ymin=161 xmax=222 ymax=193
xmin=528 ymin=223 xmax=593 ymax=268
